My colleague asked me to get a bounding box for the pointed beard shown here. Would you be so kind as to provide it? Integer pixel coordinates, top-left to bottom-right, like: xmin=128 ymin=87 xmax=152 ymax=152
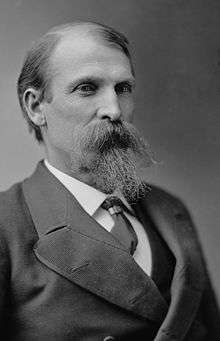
xmin=70 ymin=120 xmax=154 ymax=203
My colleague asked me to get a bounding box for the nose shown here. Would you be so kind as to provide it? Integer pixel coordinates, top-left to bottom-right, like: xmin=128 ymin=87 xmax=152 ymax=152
xmin=97 ymin=89 xmax=122 ymax=121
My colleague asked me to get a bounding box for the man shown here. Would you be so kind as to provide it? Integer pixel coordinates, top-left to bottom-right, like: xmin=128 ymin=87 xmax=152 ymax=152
xmin=0 ymin=21 xmax=219 ymax=340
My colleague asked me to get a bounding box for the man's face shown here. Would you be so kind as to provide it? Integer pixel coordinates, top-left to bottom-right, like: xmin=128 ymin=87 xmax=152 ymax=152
xmin=42 ymin=31 xmax=135 ymax=160
xmin=40 ymin=30 xmax=152 ymax=201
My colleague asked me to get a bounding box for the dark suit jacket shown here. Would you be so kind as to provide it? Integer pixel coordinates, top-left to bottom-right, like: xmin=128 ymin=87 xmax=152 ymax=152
xmin=0 ymin=161 xmax=219 ymax=341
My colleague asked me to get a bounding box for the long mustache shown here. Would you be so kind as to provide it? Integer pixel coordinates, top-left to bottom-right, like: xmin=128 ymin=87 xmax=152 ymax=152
xmin=87 ymin=120 xmax=138 ymax=152
xmin=73 ymin=119 xmax=152 ymax=159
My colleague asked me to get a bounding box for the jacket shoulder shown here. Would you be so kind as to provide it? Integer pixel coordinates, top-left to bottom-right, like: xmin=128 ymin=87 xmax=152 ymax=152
xmin=145 ymin=184 xmax=190 ymax=216
xmin=0 ymin=182 xmax=25 ymax=220
xmin=0 ymin=181 xmax=34 ymax=243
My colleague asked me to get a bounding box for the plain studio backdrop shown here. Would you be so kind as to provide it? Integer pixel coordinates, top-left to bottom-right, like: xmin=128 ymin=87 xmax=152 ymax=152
xmin=0 ymin=0 xmax=219 ymax=306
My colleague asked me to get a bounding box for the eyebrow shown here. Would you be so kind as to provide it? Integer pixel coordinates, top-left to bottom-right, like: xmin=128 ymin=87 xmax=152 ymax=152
xmin=65 ymin=76 xmax=136 ymax=94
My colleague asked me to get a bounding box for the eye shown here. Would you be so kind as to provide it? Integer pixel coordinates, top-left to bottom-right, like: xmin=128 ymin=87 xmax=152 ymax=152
xmin=75 ymin=83 xmax=97 ymax=95
xmin=115 ymin=82 xmax=133 ymax=95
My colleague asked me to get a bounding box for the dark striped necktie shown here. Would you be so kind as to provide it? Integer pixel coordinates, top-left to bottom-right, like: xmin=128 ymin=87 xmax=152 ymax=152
xmin=101 ymin=196 xmax=138 ymax=255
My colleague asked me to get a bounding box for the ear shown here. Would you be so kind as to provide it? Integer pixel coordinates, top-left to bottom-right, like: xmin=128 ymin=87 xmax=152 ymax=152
xmin=23 ymin=88 xmax=46 ymax=127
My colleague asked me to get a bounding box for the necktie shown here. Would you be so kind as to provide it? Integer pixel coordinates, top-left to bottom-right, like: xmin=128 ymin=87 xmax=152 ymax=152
xmin=101 ymin=196 xmax=138 ymax=255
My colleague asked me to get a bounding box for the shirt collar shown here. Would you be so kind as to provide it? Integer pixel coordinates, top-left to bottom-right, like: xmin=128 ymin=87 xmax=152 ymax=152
xmin=44 ymin=160 xmax=108 ymax=216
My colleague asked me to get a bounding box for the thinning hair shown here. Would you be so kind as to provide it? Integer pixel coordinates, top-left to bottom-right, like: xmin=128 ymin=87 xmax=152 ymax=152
xmin=17 ymin=21 xmax=133 ymax=143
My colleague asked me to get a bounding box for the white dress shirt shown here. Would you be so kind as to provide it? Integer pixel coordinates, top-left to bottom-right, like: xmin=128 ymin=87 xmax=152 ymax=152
xmin=44 ymin=160 xmax=152 ymax=276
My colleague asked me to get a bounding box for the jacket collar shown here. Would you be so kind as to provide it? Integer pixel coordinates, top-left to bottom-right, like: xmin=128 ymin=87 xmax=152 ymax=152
xmin=23 ymin=161 xmax=168 ymax=324
xmin=23 ymin=161 xmax=206 ymax=339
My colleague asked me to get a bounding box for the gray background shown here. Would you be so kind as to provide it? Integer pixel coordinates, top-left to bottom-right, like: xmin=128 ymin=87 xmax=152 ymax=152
xmin=0 ymin=0 xmax=219 ymax=304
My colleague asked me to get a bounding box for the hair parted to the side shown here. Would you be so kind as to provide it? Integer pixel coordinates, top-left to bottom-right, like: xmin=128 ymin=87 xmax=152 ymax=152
xmin=17 ymin=21 xmax=133 ymax=143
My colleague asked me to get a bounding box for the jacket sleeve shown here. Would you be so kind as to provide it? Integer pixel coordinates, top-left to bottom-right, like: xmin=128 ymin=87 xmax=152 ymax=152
xmin=178 ymin=197 xmax=220 ymax=339
xmin=0 ymin=226 xmax=10 ymax=325
xmin=201 ymin=274 xmax=220 ymax=340
xmin=164 ymin=189 xmax=220 ymax=339
xmin=179 ymin=197 xmax=220 ymax=339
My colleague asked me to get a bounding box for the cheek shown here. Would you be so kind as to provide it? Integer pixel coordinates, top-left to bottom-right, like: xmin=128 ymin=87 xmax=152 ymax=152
xmin=46 ymin=115 xmax=75 ymax=151
xmin=121 ymin=97 xmax=134 ymax=122
xmin=44 ymin=100 xmax=95 ymax=151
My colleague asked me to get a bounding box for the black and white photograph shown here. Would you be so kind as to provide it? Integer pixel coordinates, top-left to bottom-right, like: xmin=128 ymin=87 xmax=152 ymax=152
xmin=0 ymin=1 xmax=219 ymax=340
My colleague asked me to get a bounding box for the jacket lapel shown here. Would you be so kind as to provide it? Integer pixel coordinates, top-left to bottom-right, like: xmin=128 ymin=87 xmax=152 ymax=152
xmin=132 ymin=190 xmax=206 ymax=341
xmin=22 ymin=162 xmax=168 ymax=324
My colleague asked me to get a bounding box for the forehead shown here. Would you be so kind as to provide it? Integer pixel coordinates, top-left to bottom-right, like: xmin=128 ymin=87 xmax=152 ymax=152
xmin=49 ymin=30 xmax=133 ymax=82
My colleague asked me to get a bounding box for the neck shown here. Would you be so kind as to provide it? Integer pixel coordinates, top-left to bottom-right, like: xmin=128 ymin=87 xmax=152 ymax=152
xmin=44 ymin=148 xmax=98 ymax=188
